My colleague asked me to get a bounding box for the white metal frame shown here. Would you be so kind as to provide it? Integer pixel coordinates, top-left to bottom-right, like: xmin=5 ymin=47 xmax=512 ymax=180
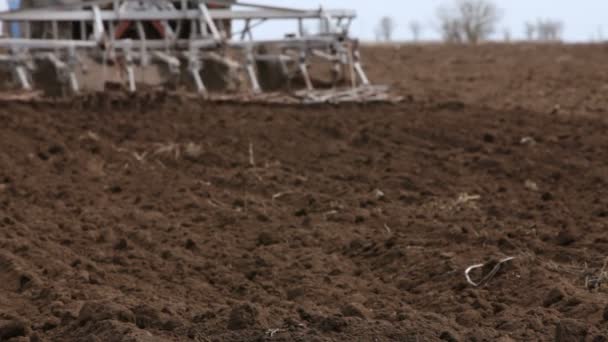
xmin=0 ymin=0 xmax=370 ymax=95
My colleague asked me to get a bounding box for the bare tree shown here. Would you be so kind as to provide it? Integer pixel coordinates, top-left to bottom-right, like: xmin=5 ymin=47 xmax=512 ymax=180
xmin=503 ymin=27 xmax=511 ymax=42
xmin=437 ymin=0 xmax=501 ymax=44
xmin=596 ymin=26 xmax=604 ymax=42
xmin=375 ymin=16 xmax=397 ymax=42
xmin=439 ymin=17 xmax=464 ymax=43
xmin=524 ymin=19 xmax=564 ymax=41
xmin=409 ymin=21 xmax=422 ymax=42
xmin=524 ymin=22 xmax=536 ymax=41
xmin=536 ymin=19 xmax=563 ymax=41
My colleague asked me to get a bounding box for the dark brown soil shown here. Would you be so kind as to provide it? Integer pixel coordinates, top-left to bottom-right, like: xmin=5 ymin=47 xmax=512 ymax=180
xmin=1 ymin=44 xmax=608 ymax=341
xmin=364 ymin=43 xmax=608 ymax=118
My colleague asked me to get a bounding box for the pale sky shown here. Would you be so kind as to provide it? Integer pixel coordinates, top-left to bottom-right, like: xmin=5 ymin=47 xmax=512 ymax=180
xmin=243 ymin=0 xmax=608 ymax=42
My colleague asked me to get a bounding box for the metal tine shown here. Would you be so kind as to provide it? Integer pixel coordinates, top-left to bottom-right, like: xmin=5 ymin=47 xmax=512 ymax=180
xmin=14 ymin=65 xmax=32 ymax=91
xmin=122 ymin=42 xmax=136 ymax=92
xmin=245 ymin=48 xmax=261 ymax=93
xmin=186 ymin=43 xmax=207 ymax=96
xmin=298 ymin=50 xmax=313 ymax=91
xmin=352 ymin=49 xmax=369 ymax=86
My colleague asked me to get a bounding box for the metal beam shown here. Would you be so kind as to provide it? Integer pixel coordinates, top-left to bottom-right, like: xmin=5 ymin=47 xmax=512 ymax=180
xmin=0 ymin=36 xmax=336 ymax=50
xmin=5 ymin=0 xmax=300 ymax=14
xmin=0 ymin=9 xmax=356 ymax=22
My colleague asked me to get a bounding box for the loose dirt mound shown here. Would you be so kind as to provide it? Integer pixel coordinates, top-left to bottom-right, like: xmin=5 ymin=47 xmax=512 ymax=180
xmin=1 ymin=44 xmax=608 ymax=341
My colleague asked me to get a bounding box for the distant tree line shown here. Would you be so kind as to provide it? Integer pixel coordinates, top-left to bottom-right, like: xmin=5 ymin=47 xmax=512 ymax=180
xmin=374 ymin=0 xmax=567 ymax=44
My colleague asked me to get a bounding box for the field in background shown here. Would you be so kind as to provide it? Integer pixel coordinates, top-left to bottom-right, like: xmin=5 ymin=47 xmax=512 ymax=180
xmin=363 ymin=43 xmax=608 ymax=117
xmin=0 ymin=44 xmax=608 ymax=341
